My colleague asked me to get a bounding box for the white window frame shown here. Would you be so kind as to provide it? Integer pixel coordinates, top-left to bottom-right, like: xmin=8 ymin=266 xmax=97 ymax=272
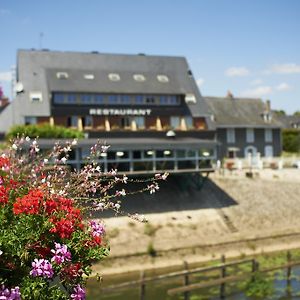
xmin=246 ymin=128 xmax=254 ymax=143
xmin=226 ymin=128 xmax=235 ymax=144
xmin=157 ymin=75 xmax=169 ymax=83
xmin=265 ymin=128 xmax=273 ymax=142
xmin=264 ymin=145 xmax=274 ymax=157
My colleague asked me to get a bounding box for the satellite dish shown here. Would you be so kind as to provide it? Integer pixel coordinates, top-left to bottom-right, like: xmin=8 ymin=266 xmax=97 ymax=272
xmin=15 ymin=82 xmax=24 ymax=93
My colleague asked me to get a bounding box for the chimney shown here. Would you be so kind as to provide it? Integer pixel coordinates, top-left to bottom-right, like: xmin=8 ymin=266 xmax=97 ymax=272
xmin=265 ymin=100 xmax=271 ymax=113
xmin=226 ymin=90 xmax=234 ymax=99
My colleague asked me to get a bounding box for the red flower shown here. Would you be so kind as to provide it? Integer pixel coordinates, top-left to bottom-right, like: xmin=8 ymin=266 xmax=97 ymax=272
xmin=0 ymin=186 xmax=9 ymax=205
xmin=0 ymin=157 xmax=10 ymax=169
xmin=49 ymin=218 xmax=75 ymax=239
xmin=60 ymin=263 xmax=83 ymax=282
xmin=13 ymin=189 xmax=44 ymax=215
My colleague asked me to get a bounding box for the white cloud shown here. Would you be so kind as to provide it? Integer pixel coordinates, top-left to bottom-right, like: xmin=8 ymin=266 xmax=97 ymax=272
xmin=0 ymin=71 xmax=12 ymax=82
xmin=276 ymin=82 xmax=291 ymax=91
xmin=196 ymin=78 xmax=204 ymax=87
xmin=225 ymin=67 xmax=250 ymax=77
xmin=241 ymin=86 xmax=272 ymax=98
xmin=268 ymin=63 xmax=300 ymax=74
xmin=250 ymin=79 xmax=263 ymax=86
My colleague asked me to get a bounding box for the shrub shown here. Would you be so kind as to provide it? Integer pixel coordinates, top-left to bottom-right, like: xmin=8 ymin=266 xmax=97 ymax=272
xmin=282 ymin=129 xmax=300 ymax=153
xmin=0 ymin=137 xmax=168 ymax=299
xmin=147 ymin=242 xmax=157 ymax=257
xmin=6 ymin=124 xmax=84 ymax=140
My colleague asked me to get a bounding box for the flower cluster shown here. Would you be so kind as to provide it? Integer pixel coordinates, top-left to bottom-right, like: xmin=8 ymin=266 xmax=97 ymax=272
xmin=30 ymin=259 xmax=54 ymax=279
xmin=0 ymin=137 xmax=166 ymax=299
xmin=0 ymin=285 xmax=21 ymax=300
xmin=51 ymin=243 xmax=71 ymax=264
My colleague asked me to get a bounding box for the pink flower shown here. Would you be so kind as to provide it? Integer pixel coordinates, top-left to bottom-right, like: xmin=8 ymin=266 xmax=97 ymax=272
xmin=51 ymin=243 xmax=71 ymax=264
xmin=30 ymin=259 xmax=54 ymax=279
xmin=71 ymin=284 xmax=85 ymax=300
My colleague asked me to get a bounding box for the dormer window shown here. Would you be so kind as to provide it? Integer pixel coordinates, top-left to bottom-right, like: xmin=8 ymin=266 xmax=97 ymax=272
xmin=84 ymin=74 xmax=95 ymax=80
xmin=133 ymin=74 xmax=146 ymax=82
xmin=56 ymin=72 xmax=69 ymax=79
xmin=263 ymin=113 xmax=272 ymax=123
xmin=108 ymin=73 xmax=120 ymax=81
xmin=157 ymin=75 xmax=169 ymax=83
xmin=185 ymin=94 xmax=196 ymax=104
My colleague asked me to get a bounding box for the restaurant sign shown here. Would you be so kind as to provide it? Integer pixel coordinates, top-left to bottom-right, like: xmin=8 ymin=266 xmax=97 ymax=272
xmin=89 ymin=108 xmax=152 ymax=116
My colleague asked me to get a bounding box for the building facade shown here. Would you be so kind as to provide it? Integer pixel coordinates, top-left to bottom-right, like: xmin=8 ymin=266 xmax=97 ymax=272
xmin=0 ymin=49 xmax=217 ymax=174
xmin=204 ymin=95 xmax=282 ymax=159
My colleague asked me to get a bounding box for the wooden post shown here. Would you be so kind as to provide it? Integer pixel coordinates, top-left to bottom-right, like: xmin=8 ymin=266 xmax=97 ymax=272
xmin=220 ymin=255 xmax=226 ymax=299
xmin=140 ymin=270 xmax=146 ymax=300
xmin=287 ymin=251 xmax=291 ymax=295
xmin=183 ymin=261 xmax=190 ymax=300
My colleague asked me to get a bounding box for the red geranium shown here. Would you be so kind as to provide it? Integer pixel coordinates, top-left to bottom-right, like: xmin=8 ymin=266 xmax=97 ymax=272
xmin=13 ymin=189 xmax=44 ymax=215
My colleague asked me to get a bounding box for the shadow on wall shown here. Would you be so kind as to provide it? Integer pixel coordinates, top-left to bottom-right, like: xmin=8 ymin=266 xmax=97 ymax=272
xmin=92 ymin=174 xmax=238 ymax=218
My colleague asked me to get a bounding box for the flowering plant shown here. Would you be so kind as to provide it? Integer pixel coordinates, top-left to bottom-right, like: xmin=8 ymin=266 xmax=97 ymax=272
xmin=0 ymin=137 xmax=167 ymax=299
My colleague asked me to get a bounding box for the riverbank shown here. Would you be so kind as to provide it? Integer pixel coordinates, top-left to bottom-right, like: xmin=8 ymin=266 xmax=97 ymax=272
xmin=92 ymin=168 xmax=300 ymax=276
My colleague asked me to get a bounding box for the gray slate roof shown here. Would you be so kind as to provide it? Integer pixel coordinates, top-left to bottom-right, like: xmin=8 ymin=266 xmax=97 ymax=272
xmin=275 ymin=114 xmax=300 ymax=129
xmin=204 ymin=96 xmax=282 ymax=128
xmin=17 ymin=49 xmax=210 ymax=117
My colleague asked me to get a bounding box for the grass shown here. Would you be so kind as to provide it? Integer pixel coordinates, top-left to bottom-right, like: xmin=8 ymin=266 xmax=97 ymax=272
xmin=144 ymin=223 xmax=161 ymax=237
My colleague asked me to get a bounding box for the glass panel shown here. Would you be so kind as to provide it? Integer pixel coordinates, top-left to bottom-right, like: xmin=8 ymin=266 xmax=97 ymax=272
xmin=84 ymin=116 xmax=93 ymax=127
xmin=176 ymin=150 xmax=186 ymax=158
xmin=187 ymin=150 xmax=196 ymax=157
xmin=135 ymin=116 xmax=145 ymax=129
xmin=67 ymin=94 xmax=77 ymax=104
xmin=95 ymin=95 xmax=103 ymax=104
xmin=170 ymin=116 xmax=180 ymax=129
xmin=81 ymin=94 xmax=92 ymax=104
xmin=120 ymin=95 xmax=131 ymax=104
xmin=108 ymin=95 xmax=119 ymax=104
xmin=133 ymin=151 xmax=141 ymax=159
xmin=160 ymin=96 xmax=168 ymax=105
xmin=156 ymin=161 xmax=174 ymax=170
xmin=135 ymin=95 xmax=144 ymax=104
xmin=53 ymin=93 xmax=65 ymax=103
xmin=185 ymin=116 xmax=193 ymax=129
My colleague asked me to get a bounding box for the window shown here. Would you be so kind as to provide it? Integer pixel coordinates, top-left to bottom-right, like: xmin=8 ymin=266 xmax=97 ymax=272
xmin=53 ymin=93 xmax=65 ymax=104
xmin=95 ymin=95 xmax=103 ymax=104
xmin=25 ymin=116 xmax=37 ymax=125
xmin=157 ymin=75 xmax=169 ymax=83
xmin=265 ymin=129 xmax=273 ymax=142
xmin=246 ymin=128 xmax=254 ymax=143
xmin=68 ymin=116 xmax=78 ymax=128
xmin=108 ymin=95 xmax=119 ymax=104
xmin=170 ymin=116 xmax=180 ymax=129
xmin=56 ymin=72 xmax=69 ymax=79
xmin=135 ymin=95 xmax=144 ymax=104
xmin=227 ymin=128 xmax=235 ymax=143
xmin=81 ymin=94 xmax=92 ymax=104
xmin=121 ymin=117 xmax=131 ymax=128
xmin=145 ymin=96 xmax=155 ymax=104
xmin=133 ymin=74 xmax=146 ymax=82
xmin=185 ymin=116 xmax=193 ymax=129
xmin=265 ymin=145 xmax=273 ymax=157
xmin=160 ymin=96 xmax=168 ymax=105
xmin=170 ymin=96 xmax=179 ymax=105
xmin=185 ymin=94 xmax=196 ymax=104
xmin=134 ymin=116 xmax=145 ymax=129
xmin=30 ymin=91 xmax=42 ymax=102
xmin=108 ymin=73 xmax=120 ymax=81
xmin=67 ymin=94 xmax=76 ymax=104
xmin=83 ymin=116 xmax=93 ymax=128
xmin=120 ymin=95 xmax=131 ymax=104
xmin=84 ymin=74 xmax=94 ymax=80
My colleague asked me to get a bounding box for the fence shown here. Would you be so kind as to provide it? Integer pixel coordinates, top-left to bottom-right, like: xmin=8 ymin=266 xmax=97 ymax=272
xmin=100 ymin=251 xmax=299 ymax=299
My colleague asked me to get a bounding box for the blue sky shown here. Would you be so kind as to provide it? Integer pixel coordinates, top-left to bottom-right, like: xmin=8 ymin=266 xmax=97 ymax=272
xmin=0 ymin=0 xmax=299 ymax=113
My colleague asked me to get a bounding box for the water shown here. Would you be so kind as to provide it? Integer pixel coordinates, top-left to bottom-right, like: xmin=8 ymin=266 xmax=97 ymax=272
xmin=87 ymin=266 xmax=300 ymax=299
